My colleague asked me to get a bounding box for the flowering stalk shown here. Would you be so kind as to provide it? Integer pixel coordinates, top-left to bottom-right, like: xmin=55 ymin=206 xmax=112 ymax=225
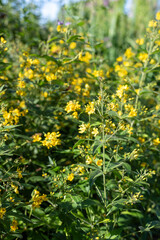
xmin=135 ymin=32 xmax=158 ymax=109
xmin=100 ymin=79 xmax=107 ymax=208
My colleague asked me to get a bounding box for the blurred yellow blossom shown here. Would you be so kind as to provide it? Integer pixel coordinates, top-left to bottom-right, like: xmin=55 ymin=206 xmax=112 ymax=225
xmin=96 ymin=159 xmax=103 ymax=166
xmin=136 ymin=38 xmax=144 ymax=45
xmin=67 ymin=173 xmax=74 ymax=181
xmin=10 ymin=219 xmax=18 ymax=232
xmin=156 ymin=11 xmax=160 ymax=20
xmin=0 ymin=208 xmax=6 ymax=219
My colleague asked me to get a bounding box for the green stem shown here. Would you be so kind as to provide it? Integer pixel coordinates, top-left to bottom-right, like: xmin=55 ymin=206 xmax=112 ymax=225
xmin=100 ymin=80 xmax=107 ymax=208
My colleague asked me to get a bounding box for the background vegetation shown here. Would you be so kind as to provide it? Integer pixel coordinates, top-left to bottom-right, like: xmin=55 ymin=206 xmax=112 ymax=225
xmin=0 ymin=0 xmax=160 ymax=239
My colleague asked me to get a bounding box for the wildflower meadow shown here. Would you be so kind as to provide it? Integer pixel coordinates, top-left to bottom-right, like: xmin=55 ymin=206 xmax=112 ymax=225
xmin=0 ymin=0 xmax=160 ymax=239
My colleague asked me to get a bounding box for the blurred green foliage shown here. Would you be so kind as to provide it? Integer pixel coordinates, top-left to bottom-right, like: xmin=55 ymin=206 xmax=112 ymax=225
xmin=59 ymin=0 xmax=158 ymax=62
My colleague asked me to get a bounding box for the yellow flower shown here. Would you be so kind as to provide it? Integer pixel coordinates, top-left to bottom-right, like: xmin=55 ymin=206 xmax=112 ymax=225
xmin=117 ymin=68 xmax=128 ymax=78
xmin=67 ymin=173 xmax=74 ymax=181
xmin=116 ymin=85 xmax=129 ymax=99
xmin=91 ymin=128 xmax=99 ymax=137
xmin=86 ymin=156 xmax=92 ymax=164
xmin=32 ymin=134 xmax=42 ymax=142
xmin=50 ymin=44 xmax=61 ymax=54
xmin=19 ymin=101 xmax=26 ymax=108
xmin=156 ymin=11 xmax=160 ymax=20
xmin=72 ymin=111 xmax=78 ymax=119
xmin=125 ymin=104 xmax=137 ymax=118
xmin=57 ymin=25 xmax=61 ymax=32
xmin=148 ymin=20 xmax=157 ymax=27
xmin=150 ymin=59 xmax=156 ymax=64
xmin=138 ymin=137 xmax=145 ymax=143
xmin=0 ymin=208 xmax=6 ymax=219
xmin=92 ymin=70 xmax=104 ymax=78
xmin=70 ymin=42 xmax=76 ymax=49
xmin=78 ymin=123 xmax=89 ymax=134
xmin=125 ymin=48 xmax=135 ymax=59
xmin=85 ymin=102 xmax=95 ymax=115
xmin=116 ymin=56 xmax=123 ymax=62
xmin=11 ymin=183 xmax=19 ymax=194
xmin=10 ymin=219 xmax=18 ymax=232
xmin=41 ymin=132 xmax=61 ymax=149
xmin=138 ymin=52 xmax=148 ymax=62
xmin=46 ymin=73 xmax=57 ymax=81
xmin=31 ymin=189 xmax=47 ymax=208
xmin=79 ymin=52 xmax=92 ymax=63
xmin=17 ymin=168 xmax=23 ymax=179
xmin=41 ymin=91 xmax=48 ymax=98
xmin=59 ymin=40 xmax=64 ymax=44
xmin=128 ymin=107 xmax=137 ymax=117
xmin=0 ymin=37 xmax=6 ymax=44
xmin=96 ymin=159 xmax=103 ymax=166
xmin=32 ymin=59 xmax=40 ymax=65
xmin=136 ymin=38 xmax=144 ymax=45
xmin=65 ymin=100 xmax=81 ymax=113
xmin=153 ymin=138 xmax=160 ymax=146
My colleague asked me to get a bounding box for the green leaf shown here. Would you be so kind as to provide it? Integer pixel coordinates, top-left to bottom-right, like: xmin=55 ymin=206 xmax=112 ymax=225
xmin=48 ymin=36 xmax=61 ymax=43
xmin=27 ymin=176 xmax=44 ymax=183
xmin=122 ymin=162 xmax=131 ymax=172
xmin=106 ymin=179 xmax=117 ymax=190
xmin=67 ymin=35 xmax=82 ymax=43
xmin=89 ymin=169 xmax=103 ymax=188
xmin=121 ymin=210 xmax=143 ymax=218
xmin=107 ymin=162 xmax=123 ymax=171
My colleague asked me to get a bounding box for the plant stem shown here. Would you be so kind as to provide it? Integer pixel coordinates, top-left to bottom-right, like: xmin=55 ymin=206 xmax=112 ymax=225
xmin=100 ymin=80 xmax=107 ymax=208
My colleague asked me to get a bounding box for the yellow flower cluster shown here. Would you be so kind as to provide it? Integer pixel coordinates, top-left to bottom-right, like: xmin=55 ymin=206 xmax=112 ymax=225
xmin=153 ymin=137 xmax=160 ymax=145
xmin=0 ymin=207 xmax=6 ymax=219
xmin=138 ymin=52 xmax=148 ymax=62
xmin=57 ymin=25 xmax=67 ymax=33
xmin=92 ymin=69 xmax=104 ymax=78
xmin=10 ymin=219 xmax=18 ymax=232
xmin=125 ymin=104 xmax=137 ymax=117
xmin=65 ymin=100 xmax=81 ymax=118
xmin=67 ymin=173 xmax=74 ymax=181
xmin=116 ymin=84 xmax=129 ymax=100
xmin=126 ymin=192 xmax=144 ymax=205
xmin=115 ymin=65 xmax=128 ymax=78
xmin=79 ymin=51 xmax=92 ymax=63
xmin=136 ymin=38 xmax=144 ymax=45
xmin=17 ymin=168 xmax=23 ymax=179
xmin=32 ymin=190 xmax=47 ymax=208
xmin=85 ymin=102 xmax=95 ymax=115
xmin=71 ymin=78 xmax=91 ymax=97
xmin=148 ymin=20 xmax=157 ymax=28
xmin=125 ymin=48 xmax=135 ymax=59
xmin=41 ymin=132 xmax=61 ymax=149
xmin=78 ymin=123 xmax=90 ymax=134
xmin=2 ymin=108 xmax=27 ymax=126
xmin=32 ymin=133 xmax=42 ymax=142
